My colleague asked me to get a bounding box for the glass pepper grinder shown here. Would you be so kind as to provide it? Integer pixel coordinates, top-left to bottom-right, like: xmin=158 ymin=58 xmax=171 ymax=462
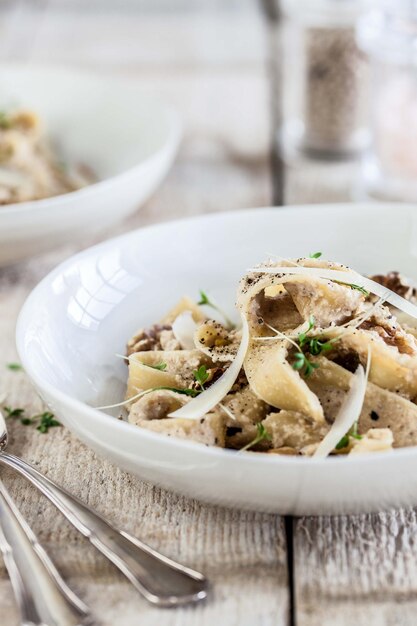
xmin=280 ymin=0 xmax=370 ymax=159
xmin=357 ymin=1 xmax=417 ymax=200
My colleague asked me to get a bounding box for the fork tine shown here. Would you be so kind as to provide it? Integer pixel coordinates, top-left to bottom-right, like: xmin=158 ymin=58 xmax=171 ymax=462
xmin=0 ymin=480 xmax=92 ymax=625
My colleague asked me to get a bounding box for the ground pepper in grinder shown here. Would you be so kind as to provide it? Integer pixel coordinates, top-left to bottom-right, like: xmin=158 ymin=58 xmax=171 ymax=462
xmin=281 ymin=0 xmax=369 ymax=159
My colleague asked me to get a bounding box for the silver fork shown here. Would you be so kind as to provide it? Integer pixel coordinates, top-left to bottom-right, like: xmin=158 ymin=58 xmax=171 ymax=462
xmin=0 ymin=479 xmax=93 ymax=626
xmin=0 ymin=410 xmax=208 ymax=607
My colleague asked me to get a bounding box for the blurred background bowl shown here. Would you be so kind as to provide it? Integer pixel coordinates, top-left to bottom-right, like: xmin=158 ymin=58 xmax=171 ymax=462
xmin=0 ymin=64 xmax=181 ymax=266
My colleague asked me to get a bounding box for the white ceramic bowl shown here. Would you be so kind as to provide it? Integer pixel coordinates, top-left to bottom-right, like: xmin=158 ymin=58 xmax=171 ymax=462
xmin=0 ymin=65 xmax=181 ymax=266
xmin=16 ymin=204 xmax=417 ymax=515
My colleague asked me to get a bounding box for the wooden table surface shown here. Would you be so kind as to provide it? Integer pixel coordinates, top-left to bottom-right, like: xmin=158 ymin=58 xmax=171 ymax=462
xmin=0 ymin=2 xmax=415 ymax=625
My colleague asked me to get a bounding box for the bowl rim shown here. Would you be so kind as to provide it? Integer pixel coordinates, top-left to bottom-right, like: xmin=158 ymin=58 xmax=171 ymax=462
xmin=0 ymin=63 xmax=182 ymax=217
xmin=15 ymin=202 xmax=417 ymax=471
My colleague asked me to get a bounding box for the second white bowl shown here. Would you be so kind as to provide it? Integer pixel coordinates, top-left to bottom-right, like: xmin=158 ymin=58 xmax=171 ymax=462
xmin=0 ymin=65 xmax=181 ymax=266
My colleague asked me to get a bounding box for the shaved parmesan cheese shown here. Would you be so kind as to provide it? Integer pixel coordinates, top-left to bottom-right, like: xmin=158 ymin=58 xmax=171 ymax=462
xmin=219 ymin=402 xmax=236 ymax=421
xmin=313 ymin=362 xmax=369 ymax=459
xmin=172 ymin=311 xmax=197 ymax=349
xmin=247 ymin=266 xmax=417 ymax=320
xmin=168 ymin=313 xmax=249 ymax=420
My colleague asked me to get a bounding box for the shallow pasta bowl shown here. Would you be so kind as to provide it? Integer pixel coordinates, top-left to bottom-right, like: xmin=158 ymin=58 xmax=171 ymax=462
xmin=0 ymin=65 xmax=181 ymax=266
xmin=15 ymin=203 xmax=417 ymax=515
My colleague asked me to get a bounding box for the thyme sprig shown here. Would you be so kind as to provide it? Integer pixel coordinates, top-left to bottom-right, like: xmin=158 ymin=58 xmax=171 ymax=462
xmin=297 ymin=315 xmax=315 ymax=347
xmin=101 ymin=364 xmax=218 ymax=411
xmin=292 ymin=352 xmax=319 ymax=377
xmin=198 ymin=290 xmax=235 ymax=330
xmin=6 ymin=363 xmax=23 ymax=371
xmin=193 ymin=364 xmax=209 ymax=390
xmin=143 ymin=386 xmax=199 ymax=398
xmin=240 ymin=423 xmax=272 ymax=452
xmin=298 ymin=317 xmax=335 ymax=356
xmin=3 ymin=406 xmax=61 ymax=433
xmin=35 ymin=412 xmax=61 ymax=433
xmin=334 ymin=281 xmax=370 ymax=297
xmin=292 ymin=315 xmax=336 ymax=377
xmin=98 ymin=372 xmax=205 ymax=410
xmin=3 ymin=406 xmax=25 ymax=418
xmin=335 ymin=421 xmax=362 ymax=450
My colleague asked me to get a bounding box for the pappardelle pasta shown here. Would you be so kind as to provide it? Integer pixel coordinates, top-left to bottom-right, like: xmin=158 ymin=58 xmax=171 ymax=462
xmin=0 ymin=109 xmax=94 ymax=205
xmin=119 ymin=257 xmax=417 ymax=457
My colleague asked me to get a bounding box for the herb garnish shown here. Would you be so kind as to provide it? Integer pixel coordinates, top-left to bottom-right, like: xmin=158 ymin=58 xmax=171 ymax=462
xmin=147 ymin=386 xmax=199 ymax=397
xmin=297 ymin=315 xmax=315 ymax=347
xmin=335 ymin=421 xmax=362 ymax=450
xmin=6 ymin=363 xmax=23 ymax=371
xmin=98 ymin=383 xmax=200 ymax=410
xmin=291 ymin=315 xmax=336 ymax=377
xmin=3 ymin=406 xmax=25 ymax=418
xmin=193 ymin=364 xmax=209 ymax=390
xmin=148 ymin=366 xmax=210 ymax=398
xmin=309 ymin=252 xmax=322 ymax=259
xmin=298 ymin=317 xmax=335 ymax=356
xmin=2 ymin=406 xmax=61 ymax=433
xmin=101 ymin=364 xmax=215 ymax=411
xmin=35 ymin=412 xmax=61 ymax=433
xmin=334 ymin=281 xmax=369 ymax=297
xmin=129 ymin=366 xmax=210 ymax=406
xmin=17 ymin=411 xmax=61 ymax=432
xmin=292 ymin=352 xmax=319 ymax=377
xmin=147 ymin=362 xmax=167 ymax=371
xmin=198 ymin=290 xmax=235 ymax=330
xmin=0 ymin=112 xmax=11 ymax=130
xmin=240 ymin=423 xmax=272 ymax=452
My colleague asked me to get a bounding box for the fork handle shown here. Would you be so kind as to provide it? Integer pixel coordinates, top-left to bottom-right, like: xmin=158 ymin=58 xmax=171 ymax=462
xmin=0 ymin=480 xmax=90 ymax=626
xmin=0 ymin=452 xmax=208 ymax=607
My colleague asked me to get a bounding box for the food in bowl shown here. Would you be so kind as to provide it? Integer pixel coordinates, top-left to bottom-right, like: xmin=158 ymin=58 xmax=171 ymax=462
xmin=105 ymin=256 xmax=417 ymax=457
xmin=0 ymin=109 xmax=94 ymax=204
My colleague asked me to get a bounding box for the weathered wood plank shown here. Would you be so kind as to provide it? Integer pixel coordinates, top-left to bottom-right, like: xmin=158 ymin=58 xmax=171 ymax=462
xmin=294 ymin=512 xmax=417 ymax=626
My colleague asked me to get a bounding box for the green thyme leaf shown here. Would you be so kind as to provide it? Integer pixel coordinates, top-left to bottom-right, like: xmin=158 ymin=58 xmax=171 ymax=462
xmin=335 ymin=435 xmax=350 ymax=450
xmin=336 ymin=421 xmax=363 ymax=450
xmin=150 ymin=386 xmax=200 ymax=398
xmin=6 ymin=363 xmax=23 ymax=371
xmin=334 ymin=281 xmax=370 ymax=297
xmin=350 ymin=421 xmax=363 ymax=440
xmin=309 ymin=338 xmax=333 ymax=356
xmin=309 ymin=338 xmax=321 ymax=356
xmin=240 ymin=423 xmax=272 ymax=452
xmin=197 ymin=290 xmax=210 ymax=306
xmin=294 ymin=314 xmax=337 ymax=372
xmin=299 ymin=315 xmax=315 ymax=347
xmin=291 ymin=352 xmax=318 ymax=378
xmin=197 ymin=289 xmax=235 ymax=330
xmin=3 ymin=406 xmax=61 ymax=434
xmin=309 ymin=252 xmax=322 ymax=259
xmin=3 ymin=406 xmax=25 ymax=418
xmin=193 ymin=365 xmax=209 ymax=390
xmin=35 ymin=412 xmax=61 ymax=434
xmin=0 ymin=112 xmax=11 ymax=130
xmin=292 ymin=353 xmax=306 ymax=370
xmin=146 ymin=362 xmax=167 ymax=371
xmin=303 ymin=360 xmax=319 ymax=377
